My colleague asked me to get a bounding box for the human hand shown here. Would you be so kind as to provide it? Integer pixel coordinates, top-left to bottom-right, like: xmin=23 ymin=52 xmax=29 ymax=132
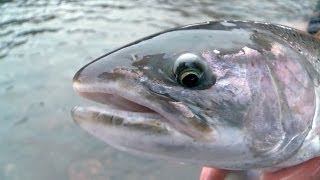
xmin=199 ymin=157 xmax=320 ymax=180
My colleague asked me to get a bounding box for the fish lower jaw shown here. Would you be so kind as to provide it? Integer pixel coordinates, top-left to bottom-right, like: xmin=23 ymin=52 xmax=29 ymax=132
xmin=71 ymin=105 xmax=174 ymax=135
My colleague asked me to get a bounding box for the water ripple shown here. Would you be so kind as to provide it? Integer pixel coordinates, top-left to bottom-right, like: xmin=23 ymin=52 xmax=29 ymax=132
xmin=16 ymin=28 xmax=60 ymax=37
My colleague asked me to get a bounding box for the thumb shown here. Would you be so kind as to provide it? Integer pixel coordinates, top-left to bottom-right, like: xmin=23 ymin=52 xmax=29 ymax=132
xmin=199 ymin=167 xmax=229 ymax=180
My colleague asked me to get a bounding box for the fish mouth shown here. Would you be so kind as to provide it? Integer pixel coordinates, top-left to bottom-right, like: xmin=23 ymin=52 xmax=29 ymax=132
xmin=71 ymin=79 xmax=212 ymax=141
xmin=71 ymin=81 xmax=175 ymax=136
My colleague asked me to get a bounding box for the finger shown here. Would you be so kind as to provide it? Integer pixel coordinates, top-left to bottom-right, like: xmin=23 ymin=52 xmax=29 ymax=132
xmin=262 ymin=157 xmax=320 ymax=180
xmin=199 ymin=167 xmax=229 ymax=180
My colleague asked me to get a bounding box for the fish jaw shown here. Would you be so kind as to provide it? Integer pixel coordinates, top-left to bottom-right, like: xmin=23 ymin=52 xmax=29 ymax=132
xmin=71 ymin=106 xmax=178 ymax=153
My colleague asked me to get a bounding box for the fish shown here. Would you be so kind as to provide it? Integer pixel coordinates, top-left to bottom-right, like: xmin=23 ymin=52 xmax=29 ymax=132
xmin=71 ymin=20 xmax=320 ymax=172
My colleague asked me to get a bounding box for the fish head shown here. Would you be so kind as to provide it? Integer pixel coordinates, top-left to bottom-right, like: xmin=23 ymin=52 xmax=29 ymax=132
xmin=72 ymin=21 xmax=316 ymax=169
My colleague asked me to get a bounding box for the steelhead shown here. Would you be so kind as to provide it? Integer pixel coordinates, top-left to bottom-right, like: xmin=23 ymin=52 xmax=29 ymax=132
xmin=72 ymin=21 xmax=320 ymax=170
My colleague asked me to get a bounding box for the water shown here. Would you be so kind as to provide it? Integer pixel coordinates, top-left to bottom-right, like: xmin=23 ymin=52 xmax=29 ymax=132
xmin=0 ymin=0 xmax=317 ymax=180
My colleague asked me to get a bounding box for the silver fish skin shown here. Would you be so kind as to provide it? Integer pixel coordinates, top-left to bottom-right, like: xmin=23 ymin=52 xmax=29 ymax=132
xmin=72 ymin=21 xmax=320 ymax=170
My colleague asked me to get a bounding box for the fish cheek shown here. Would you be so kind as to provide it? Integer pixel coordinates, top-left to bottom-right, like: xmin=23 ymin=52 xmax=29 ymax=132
xmin=245 ymin=117 xmax=284 ymax=159
xmin=241 ymin=54 xmax=283 ymax=155
xmin=245 ymin=95 xmax=282 ymax=155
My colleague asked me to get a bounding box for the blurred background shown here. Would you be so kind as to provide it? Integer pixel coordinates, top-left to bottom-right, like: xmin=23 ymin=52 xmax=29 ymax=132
xmin=0 ymin=0 xmax=317 ymax=179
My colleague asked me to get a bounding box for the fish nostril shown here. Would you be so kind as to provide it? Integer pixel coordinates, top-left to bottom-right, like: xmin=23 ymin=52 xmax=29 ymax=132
xmin=73 ymin=70 xmax=81 ymax=83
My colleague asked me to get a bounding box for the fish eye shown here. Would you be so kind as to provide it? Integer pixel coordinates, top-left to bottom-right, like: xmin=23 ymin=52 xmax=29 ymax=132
xmin=173 ymin=53 xmax=205 ymax=88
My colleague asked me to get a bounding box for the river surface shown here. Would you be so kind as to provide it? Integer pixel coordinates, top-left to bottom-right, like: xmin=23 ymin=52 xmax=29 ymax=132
xmin=0 ymin=0 xmax=317 ymax=180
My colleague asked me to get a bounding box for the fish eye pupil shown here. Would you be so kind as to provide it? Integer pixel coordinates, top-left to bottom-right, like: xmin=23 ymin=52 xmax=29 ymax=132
xmin=178 ymin=68 xmax=201 ymax=88
xmin=181 ymin=73 xmax=199 ymax=87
